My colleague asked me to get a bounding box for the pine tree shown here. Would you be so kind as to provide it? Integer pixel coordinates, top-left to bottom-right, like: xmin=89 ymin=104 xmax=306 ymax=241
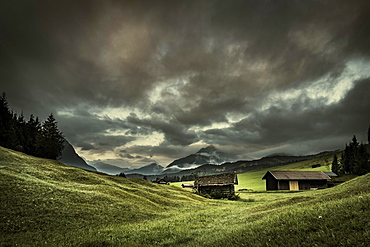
xmin=14 ymin=111 xmax=27 ymax=152
xmin=36 ymin=113 xmax=64 ymax=159
xmin=0 ymin=92 xmax=16 ymax=148
xmin=25 ymin=115 xmax=41 ymax=156
xmin=342 ymin=144 xmax=351 ymax=174
xmin=331 ymin=154 xmax=339 ymax=175
xmin=354 ymin=143 xmax=370 ymax=175
xmin=344 ymin=136 xmax=359 ymax=174
xmin=118 ymin=172 xmax=126 ymax=178
xmin=341 ymin=135 xmax=370 ymax=175
xmin=367 ymin=125 xmax=370 ymax=144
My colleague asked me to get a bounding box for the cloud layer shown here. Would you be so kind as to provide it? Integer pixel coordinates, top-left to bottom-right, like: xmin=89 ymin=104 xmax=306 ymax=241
xmin=1 ymin=0 xmax=370 ymax=167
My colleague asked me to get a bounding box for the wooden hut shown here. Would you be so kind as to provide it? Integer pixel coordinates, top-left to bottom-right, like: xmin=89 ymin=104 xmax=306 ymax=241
xmin=262 ymin=171 xmax=331 ymax=191
xmin=194 ymin=172 xmax=238 ymax=195
xmin=152 ymin=178 xmax=169 ymax=185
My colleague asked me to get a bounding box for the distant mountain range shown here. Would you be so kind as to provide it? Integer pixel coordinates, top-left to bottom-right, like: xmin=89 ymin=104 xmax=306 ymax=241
xmin=58 ymin=139 xmax=96 ymax=172
xmin=89 ymin=162 xmax=164 ymax=175
xmin=126 ymin=151 xmax=336 ymax=180
xmin=86 ymin=145 xmax=336 ymax=179
xmin=126 ymin=163 xmax=164 ymax=175
xmin=90 ymin=161 xmax=130 ymax=175
xmin=91 ymin=145 xmax=234 ymax=175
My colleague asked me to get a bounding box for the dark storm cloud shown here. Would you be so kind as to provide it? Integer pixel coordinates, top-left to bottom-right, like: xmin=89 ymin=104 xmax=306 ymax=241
xmin=1 ymin=0 xmax=370 ymax=167
xmin=330 ymin=78 xmax=370 ymax=140
xmin=126 ymin=113 xmax=199 ymax=146
xmin=57 ymin=113 xmax=137 ymax=153
xmin=78 ymin=142 xmax=96 ymax=151
xmin=123 ymin=144 xmax=196 ymax=162
xmin=203 ymin=77 xmax=370 ymax=151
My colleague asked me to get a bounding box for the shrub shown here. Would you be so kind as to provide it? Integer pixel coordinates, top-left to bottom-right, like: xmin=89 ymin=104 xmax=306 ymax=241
xmin=197 ymin=191 xmax=240 ymax=200
xmin=227 ymin=193 xmax=240 ymax=201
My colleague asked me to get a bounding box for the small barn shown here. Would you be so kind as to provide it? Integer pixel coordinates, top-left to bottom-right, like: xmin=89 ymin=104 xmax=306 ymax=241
xmin=152 ymin=178 xmax=169 ymax=185
xmin=262 ymin=171 xmax=331 ymax=191
xmin=194 ymin=172 xmax=238 ymax=195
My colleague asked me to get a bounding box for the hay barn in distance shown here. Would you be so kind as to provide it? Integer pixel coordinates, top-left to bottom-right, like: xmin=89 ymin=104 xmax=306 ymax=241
xmin=262 ymin=171 xmax=331 ymax=191
xmin=194 ymin=172 xmax=238 ymax=195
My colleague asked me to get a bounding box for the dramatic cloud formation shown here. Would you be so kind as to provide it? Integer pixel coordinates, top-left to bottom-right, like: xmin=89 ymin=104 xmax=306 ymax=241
xmin=1 ymin=0 xmax=370 ymax=168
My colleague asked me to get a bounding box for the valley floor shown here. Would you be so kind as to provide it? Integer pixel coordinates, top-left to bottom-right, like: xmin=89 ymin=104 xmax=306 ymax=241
xmin=1 ymin=146 xmax=369 ymax=246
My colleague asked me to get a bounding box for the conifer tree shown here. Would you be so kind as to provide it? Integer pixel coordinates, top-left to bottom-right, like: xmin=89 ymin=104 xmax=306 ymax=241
xmin=14 ymin=111 xmax=27 ymax=152
xmin=368 ymin=125 xmax=370 ymax=144
xmin=36 ymin=113 xmax=64 ymax=159
xmin=0 ymin=92 xmax=15 ymax=148
xmin=331 ymin=154 xmax=339 ymax=175
xmin=341 ymin=135 xmax=370 ymax=175
xmin=354 ymin=143 xmax=370 ymax=175
xmin=1 ymin=93 xmax=64 ymax=160
xmin=342 ymin=143 xmax=351 ymax=174
xmin=25 ymin=114 xmax=41 ymax=156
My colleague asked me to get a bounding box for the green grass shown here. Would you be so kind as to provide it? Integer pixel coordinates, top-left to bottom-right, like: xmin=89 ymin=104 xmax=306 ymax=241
xmin=235 ymin=151 xmax=344 ymax=191
xmin=174 ymin=151 xmax=341 ymax=191
xmin=1 ymin=146 xmax=369 ymax=246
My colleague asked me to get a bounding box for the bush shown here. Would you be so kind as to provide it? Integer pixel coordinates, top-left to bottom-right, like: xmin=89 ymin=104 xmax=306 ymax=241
xmin=209 ymin=191 xmax=224 ymax=199
xmin=197 ymin=191 xmax=240 ymax=200
xmin=227 ymin=193 xmax=240 ymax=201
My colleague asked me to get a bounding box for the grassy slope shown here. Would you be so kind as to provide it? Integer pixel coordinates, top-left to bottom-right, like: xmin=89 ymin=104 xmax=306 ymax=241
xmin=0 ymin=147 xmax=207 ymax=245
xmin=1 ymin=146 xmax=369 ymax=246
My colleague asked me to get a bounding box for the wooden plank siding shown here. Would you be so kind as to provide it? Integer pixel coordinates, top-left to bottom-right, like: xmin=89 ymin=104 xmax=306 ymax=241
xmin=262 ymin=171 xmax=331 ymax=191
xmin=197 ymin=184 xmax=235 ymax=195
xmin=194 ymin=172 xmax=238 ymax=195
xmin=289 ymin=181 xmax=299 ymax=190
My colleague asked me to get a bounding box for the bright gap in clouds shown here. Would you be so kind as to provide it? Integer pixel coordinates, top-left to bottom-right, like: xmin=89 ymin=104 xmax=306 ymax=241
xmin=148 ymin=73 xmax=193 ymax=105
xmin=58 ymin=105 xmax=141 ymax=120
xmin=122 ymin=131 xmax=165 ymax=148
xmin=190 ymin=122 xmax=232 ymax=132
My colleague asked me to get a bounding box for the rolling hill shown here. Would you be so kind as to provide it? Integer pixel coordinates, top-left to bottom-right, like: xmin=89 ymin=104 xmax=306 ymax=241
xmin=1 ymin=146 xmax=369 ymax=246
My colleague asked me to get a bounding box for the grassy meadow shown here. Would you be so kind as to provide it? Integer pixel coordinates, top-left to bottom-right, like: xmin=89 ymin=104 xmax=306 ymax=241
xmin=174 ymin=151 xmax=340 ymax=191
xmin=1 ymin=146 xmax=369 ymax=246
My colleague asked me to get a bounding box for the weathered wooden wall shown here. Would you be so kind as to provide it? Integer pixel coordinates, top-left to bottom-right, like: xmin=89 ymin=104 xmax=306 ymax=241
xmin=198 ymin=185 xmax=234 ymax=195
xmin=264 ymin=175 xmax=328 ymax=191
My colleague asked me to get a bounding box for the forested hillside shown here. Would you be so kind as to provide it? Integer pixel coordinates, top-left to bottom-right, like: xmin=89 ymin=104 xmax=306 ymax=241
xmin=0 ymin=93 xmax=64 ymax=159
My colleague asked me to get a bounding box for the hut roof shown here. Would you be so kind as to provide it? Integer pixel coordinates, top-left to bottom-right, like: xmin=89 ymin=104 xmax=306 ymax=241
xmin=194 ymin=172 xmax=238 ymax=186
xmin=323 ymin=171 xmax=338 ymax=177
xmin=262 ymin=171 xmax=331 ymax=180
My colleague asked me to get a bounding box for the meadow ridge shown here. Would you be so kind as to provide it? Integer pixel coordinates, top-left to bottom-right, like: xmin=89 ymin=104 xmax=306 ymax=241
xmin=1 ymin=146 xmax=369 ymax=246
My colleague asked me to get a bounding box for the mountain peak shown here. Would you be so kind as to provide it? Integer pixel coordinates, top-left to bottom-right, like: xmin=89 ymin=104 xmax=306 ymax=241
xmin=125 ymin=163 xmax=164 ymax=175
xmin=58 ymin=139 xmax=96 ymax=172
xmin=164 ymin=145 xmax=235 ymax=171
xmin=196 ymin=145 xmax=217 ymax=154
xmin=143 ymin=163 xmax=162 ymax=168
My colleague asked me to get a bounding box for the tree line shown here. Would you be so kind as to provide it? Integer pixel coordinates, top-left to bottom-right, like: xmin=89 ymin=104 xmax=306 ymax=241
xmin=0 ymin=92 xmax=64 ymax=160
xmin=160 ymin=174 xmax=196 ymax=182
xmin=332 ymin=128 xmax=370 ymax=176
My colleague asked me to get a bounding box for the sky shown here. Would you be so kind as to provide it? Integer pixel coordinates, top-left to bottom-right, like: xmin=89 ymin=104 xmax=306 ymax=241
xmin=1 ymin=0 xmax=370 ymax=169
